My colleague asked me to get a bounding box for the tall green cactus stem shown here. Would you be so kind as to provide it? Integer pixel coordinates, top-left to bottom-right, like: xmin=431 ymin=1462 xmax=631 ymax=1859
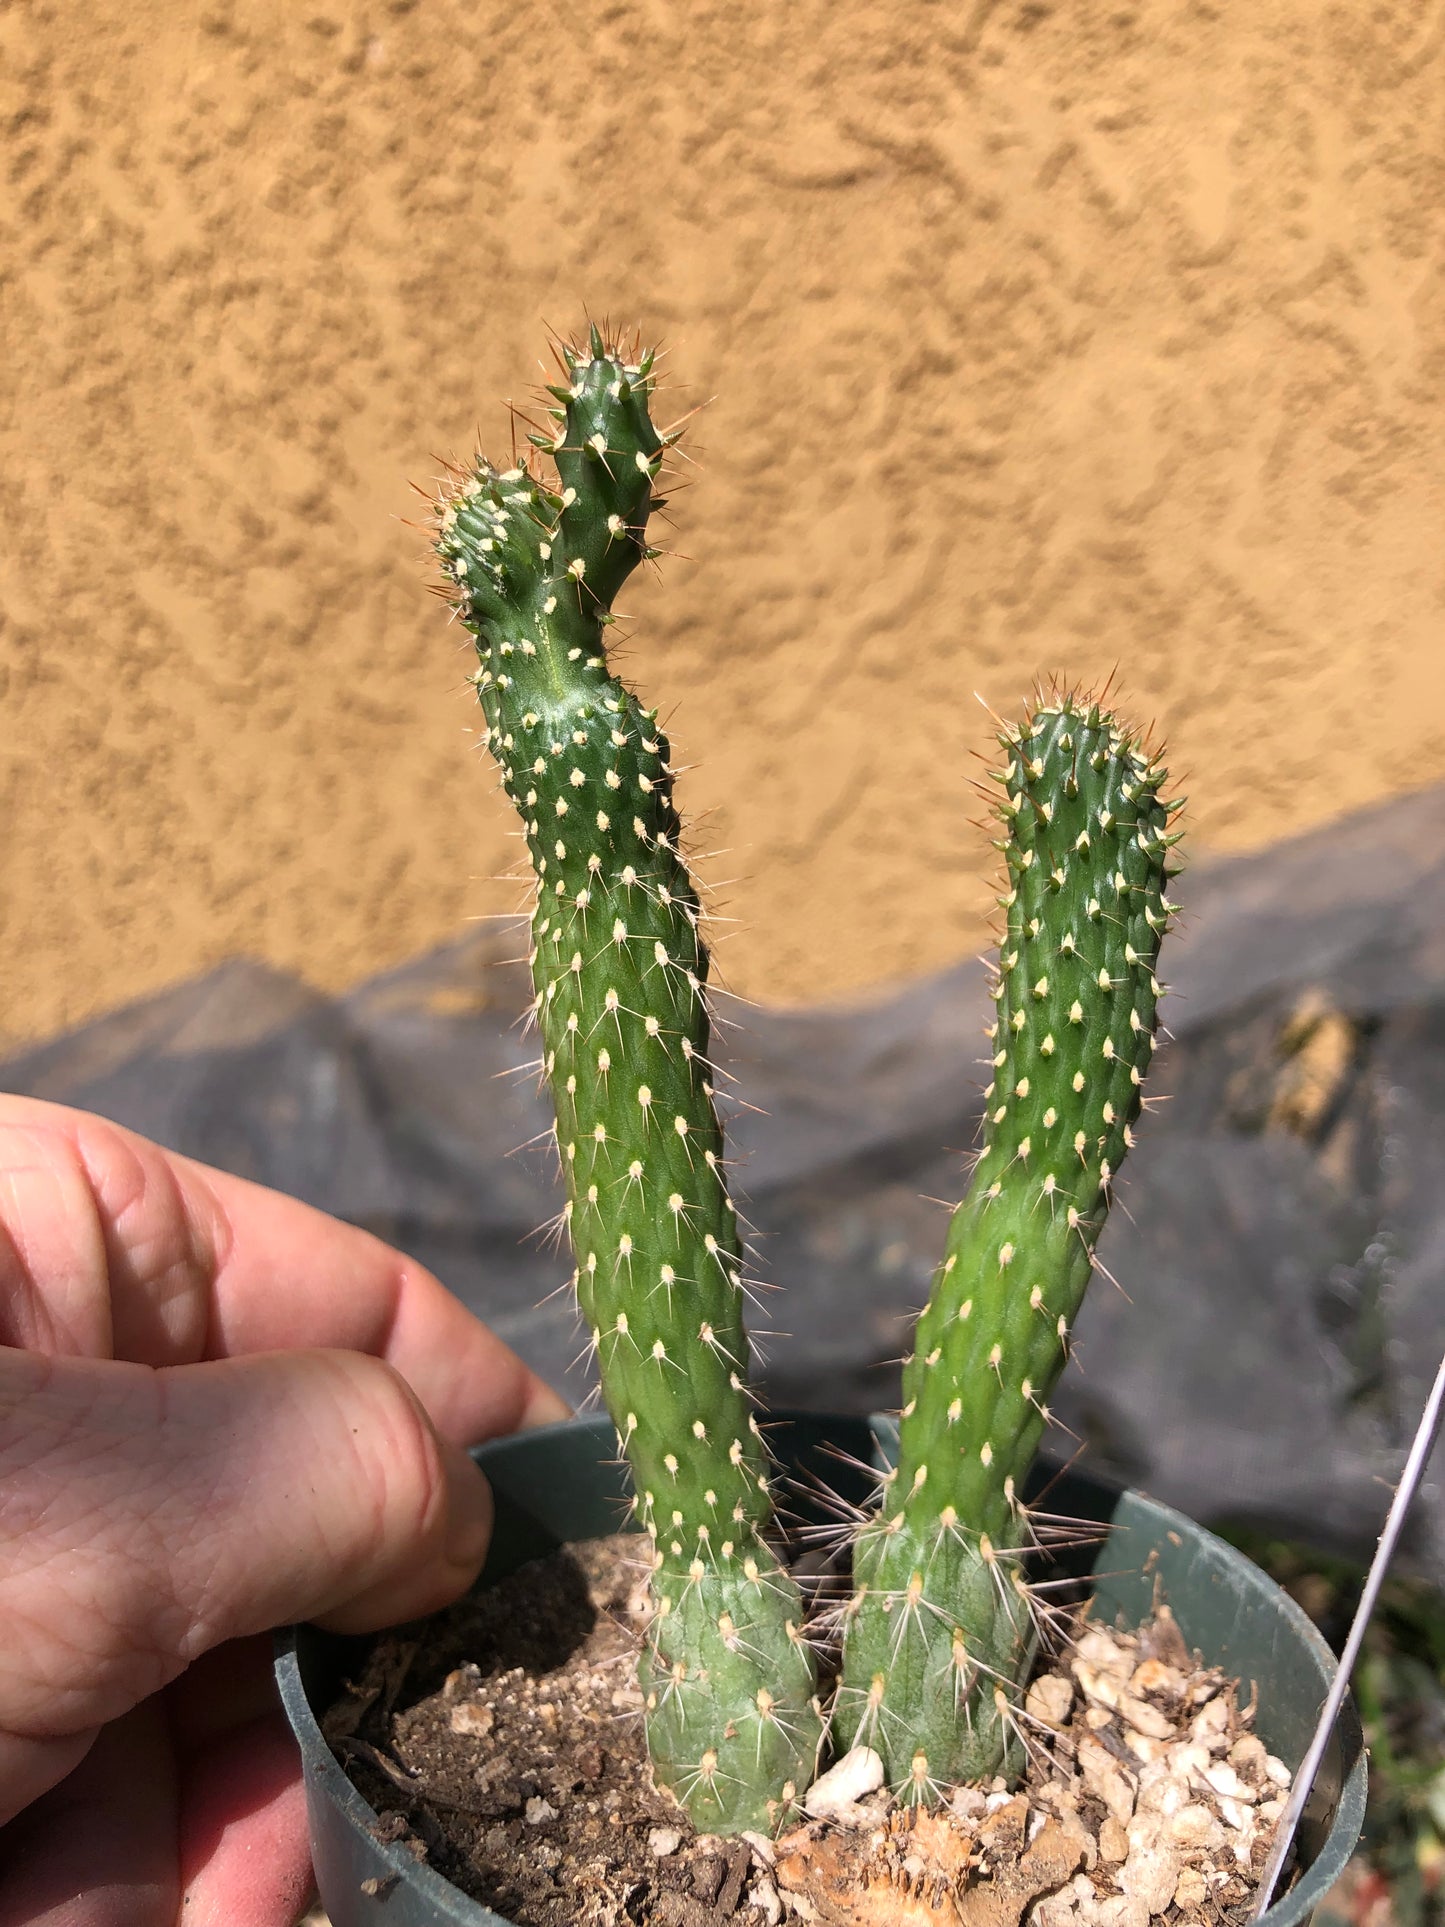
xmin=837 ymin=696 xmax=1180 ymax=1800
xmin=433 ymin=331 xmax=821 ymax=1834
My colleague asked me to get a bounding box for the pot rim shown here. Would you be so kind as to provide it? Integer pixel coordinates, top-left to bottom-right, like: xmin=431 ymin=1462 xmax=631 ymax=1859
xmin=276 ymin=1412 xmax=1367 ymax=1927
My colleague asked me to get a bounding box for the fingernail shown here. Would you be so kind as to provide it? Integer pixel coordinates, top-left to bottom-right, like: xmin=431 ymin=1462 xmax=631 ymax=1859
xmin=520 ymin=1384 xmax=573 ymax=1430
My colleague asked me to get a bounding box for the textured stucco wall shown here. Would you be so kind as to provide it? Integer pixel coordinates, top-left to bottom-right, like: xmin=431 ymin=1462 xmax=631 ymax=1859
xmin=2 ymin=0 xmax=1442 ymax=1045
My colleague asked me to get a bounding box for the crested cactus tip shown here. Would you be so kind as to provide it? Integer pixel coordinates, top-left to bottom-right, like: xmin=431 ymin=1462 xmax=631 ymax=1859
xmin=433 ymin=326 xmax=822 ymax=1835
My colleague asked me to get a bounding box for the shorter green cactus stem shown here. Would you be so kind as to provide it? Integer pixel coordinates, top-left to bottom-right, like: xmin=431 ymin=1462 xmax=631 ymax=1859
xmin=837 ymin=694 xmax=1181 ymax=1800
xmin=434 ymin=329 xmax=821 ymax=1835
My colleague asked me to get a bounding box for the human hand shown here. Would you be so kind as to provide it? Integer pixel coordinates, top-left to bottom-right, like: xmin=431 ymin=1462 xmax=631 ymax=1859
xmin=0 ymin=1095 xmax=569 ymax=1926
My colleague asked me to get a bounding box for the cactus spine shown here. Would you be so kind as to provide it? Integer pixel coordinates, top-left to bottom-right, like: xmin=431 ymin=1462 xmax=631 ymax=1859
xmin=836 ymin=696 xmax=1180 ymax=1799
xmin=433 ymin=329 xmax=821 ymax=1834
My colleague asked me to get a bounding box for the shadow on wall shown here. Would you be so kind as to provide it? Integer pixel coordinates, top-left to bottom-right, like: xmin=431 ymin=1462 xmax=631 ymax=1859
xmin=5 ymin=786 xmax=1445 ymax=1581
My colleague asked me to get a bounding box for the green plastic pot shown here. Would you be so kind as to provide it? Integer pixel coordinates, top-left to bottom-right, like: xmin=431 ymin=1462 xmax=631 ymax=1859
xmin=276 ymin=1414 xmax=1366 ymax=1927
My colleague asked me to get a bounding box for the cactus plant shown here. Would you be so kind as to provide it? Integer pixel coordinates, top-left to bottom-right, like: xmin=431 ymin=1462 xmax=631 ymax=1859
xmin=431 ymin=327 xmax=1182 ymax=1834
xmin=835 ymin=697 xmax=1180 ymax=1798
xmin=432 ymin=328 xmax=822 ymax=1835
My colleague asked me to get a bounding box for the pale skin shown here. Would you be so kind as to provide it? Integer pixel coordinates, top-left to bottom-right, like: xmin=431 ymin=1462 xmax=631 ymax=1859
xmin=0 ymin=1095 xmax=570 ymax=1927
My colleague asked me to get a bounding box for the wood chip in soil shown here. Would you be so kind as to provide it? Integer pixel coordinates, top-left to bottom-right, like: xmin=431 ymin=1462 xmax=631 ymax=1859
xmin=325 ymin=1534 xmax=1295 ymax=1927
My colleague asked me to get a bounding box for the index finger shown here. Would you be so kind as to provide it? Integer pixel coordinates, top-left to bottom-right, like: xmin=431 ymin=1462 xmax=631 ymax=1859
xmin=0 ymin=1096 xmax=569 ymax=1446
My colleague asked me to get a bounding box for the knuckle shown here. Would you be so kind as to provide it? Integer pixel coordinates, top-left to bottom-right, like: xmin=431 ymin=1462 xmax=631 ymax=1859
xmin=321 ymin=1353 xmax=450 ymax=1568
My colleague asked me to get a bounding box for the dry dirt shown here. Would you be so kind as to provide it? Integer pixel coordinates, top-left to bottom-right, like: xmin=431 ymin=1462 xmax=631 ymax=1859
xmin=328 ymin=1536 xmax=1291 ymax=1927
xmin=2 ymin=0 xmax=1442 ymax=1045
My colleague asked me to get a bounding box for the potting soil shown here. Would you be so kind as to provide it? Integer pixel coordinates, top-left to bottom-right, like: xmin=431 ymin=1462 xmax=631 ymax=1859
xmin=326 ymin=1536 xmax=1292 ymax=1927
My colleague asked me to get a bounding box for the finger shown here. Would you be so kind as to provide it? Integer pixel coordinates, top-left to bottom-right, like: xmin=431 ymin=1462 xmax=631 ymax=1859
xmin=0 ymin=1118 xmax=111 ymax=1356
xmin=0 ymin=1698 xmax=178 ymax=1927
xmin=0 ymin=1097 xmax=570 ymax=1443
xmin=0 ymin=1725 xmax=99 ymax=1835
xmin=167 ymin=1643 xmax=314 ymax=1927
xmin=176 ymin=1709 xmax=313 ymax=1927
xmin=0 ymin=1345 xmax=492 ymax=1754
xmin=164 ymin=1636 xmax=279 ymax=1752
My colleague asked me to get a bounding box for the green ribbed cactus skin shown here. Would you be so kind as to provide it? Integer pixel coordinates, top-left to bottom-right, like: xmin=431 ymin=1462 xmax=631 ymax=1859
xmin=837 ymin=697 xmax=1179 ymax=1801
xmin=434 ymin=331 xmax=821 ymax=1834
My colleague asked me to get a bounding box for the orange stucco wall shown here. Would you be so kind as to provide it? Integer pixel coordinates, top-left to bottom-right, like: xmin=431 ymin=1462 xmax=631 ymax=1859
xmin=3 ymin=0 xmax=1441 ymax=1044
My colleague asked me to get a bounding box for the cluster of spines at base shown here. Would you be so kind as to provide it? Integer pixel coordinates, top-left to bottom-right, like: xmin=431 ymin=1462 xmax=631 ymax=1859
xmin=433 ymin=328 xmax=822 ymax=1835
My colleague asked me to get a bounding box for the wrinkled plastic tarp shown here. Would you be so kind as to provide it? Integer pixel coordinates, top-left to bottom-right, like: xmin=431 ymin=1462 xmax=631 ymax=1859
xmin=6 ymin=786 xmax=1445 ymax=1578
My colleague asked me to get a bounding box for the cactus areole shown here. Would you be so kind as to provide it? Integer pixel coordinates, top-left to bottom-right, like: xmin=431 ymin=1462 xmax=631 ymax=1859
xmin=433 ymin=330 xmax=822 ymax=1834
xmin=836 ymin=700 xmax=1180 ymax=1798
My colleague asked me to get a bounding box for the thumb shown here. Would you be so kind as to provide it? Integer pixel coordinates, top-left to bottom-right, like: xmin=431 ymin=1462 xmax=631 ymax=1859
xmin=0 ymin=1346 xmax=493 ymax=1774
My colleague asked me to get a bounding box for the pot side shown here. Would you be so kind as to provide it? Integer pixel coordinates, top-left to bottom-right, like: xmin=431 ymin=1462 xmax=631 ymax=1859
xmin=276 ymin=1414 xmax=1366 ymax=1927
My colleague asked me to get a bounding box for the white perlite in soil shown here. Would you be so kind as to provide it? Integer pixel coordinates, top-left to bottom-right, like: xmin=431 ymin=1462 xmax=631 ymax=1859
xmin=767 ymin=1608 xmax=1291 ymax=1927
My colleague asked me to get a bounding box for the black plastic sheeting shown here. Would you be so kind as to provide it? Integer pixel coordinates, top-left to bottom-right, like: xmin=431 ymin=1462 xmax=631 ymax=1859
xmin=6 ymin=784 xmax=1445 ymax=1579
